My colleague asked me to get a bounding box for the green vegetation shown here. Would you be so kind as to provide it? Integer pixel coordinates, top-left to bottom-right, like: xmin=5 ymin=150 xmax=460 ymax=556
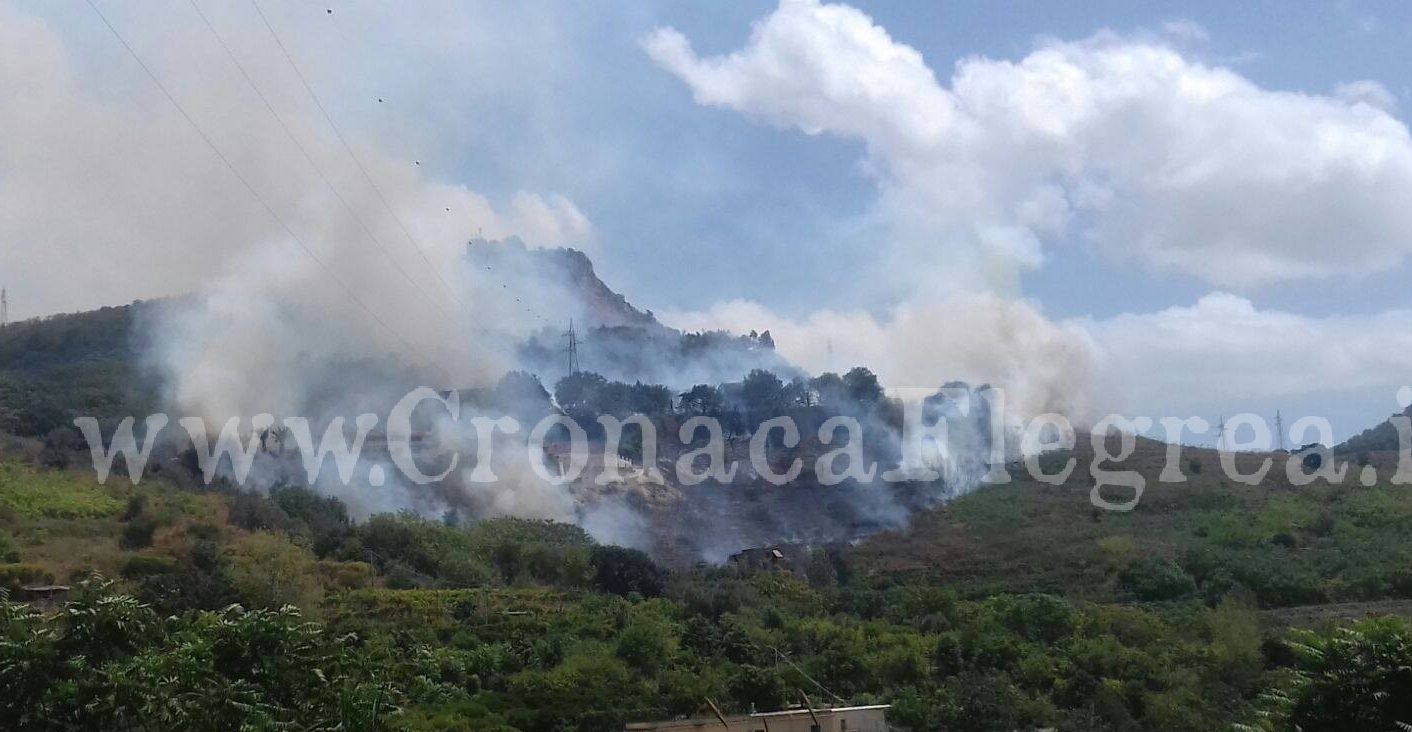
xmin=0 ymin=460 xmax=124 ymax=519
xmin=1241 ymin=617 xmax=1412 ymax=731
xmin=3 ymin=305 xmax=1412 ymax=728
xmin=0 ymin=303 xmax=160 ymax=439
xmin=0 ymin=583 xmax=449 ymax=730
xmin=4 ymin=432 xmax=1412 ymax=730
xmin=857 ymin=442 xmax=1412 ymax=612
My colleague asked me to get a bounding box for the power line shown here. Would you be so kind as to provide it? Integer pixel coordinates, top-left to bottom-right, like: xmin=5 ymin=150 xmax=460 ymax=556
xmin=766 ymin=644 xmax=846 ymax=704
xmin=247 ymin=0 xmax=469 ymax=313
xmin=247 ymin=0 xmax=554 ymax=334
xmin=82 ymin=0 xmax=452 ymax=383
xmin=187 ymin=0 xmax=461 ymax=322
xmin=185 ymin=0 xmax=522 ymax=373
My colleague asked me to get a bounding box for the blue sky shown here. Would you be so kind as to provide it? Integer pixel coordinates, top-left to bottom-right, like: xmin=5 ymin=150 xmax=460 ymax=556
xmin=273 ymin=0 xmax=1412 ymax=322
xmin=5 ymin=0 xmax=1412 ymax=441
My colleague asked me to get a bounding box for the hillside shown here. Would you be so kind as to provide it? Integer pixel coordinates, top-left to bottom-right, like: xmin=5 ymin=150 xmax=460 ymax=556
xmin=0 ymin=240 xmax=789 ymax=436
xmin=465 ymin=236 xmax=667 ymax=333
xmin=1336 ymin=403 xmax=1411 ymax=456
xmin=466 ymin=237 xmax=793 ymax=386
xmin=5 ymin=251 xmax=1412 ymax=729
xmin=0 ymin=301 xmax=161 ymax=438
xmin=5 ymin=426 xmax=1412 ymax=729
xmin=855 ymin=436 xmax=1412 ymax=615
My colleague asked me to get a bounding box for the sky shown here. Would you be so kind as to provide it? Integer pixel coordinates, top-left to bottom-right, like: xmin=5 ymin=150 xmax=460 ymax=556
xmin=4 ymin=0 xmax=1412 ymax=441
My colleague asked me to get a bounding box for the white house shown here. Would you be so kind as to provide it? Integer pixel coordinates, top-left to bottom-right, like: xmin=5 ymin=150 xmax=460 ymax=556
xmin=625 ymin=704 xmax=890 ymax=732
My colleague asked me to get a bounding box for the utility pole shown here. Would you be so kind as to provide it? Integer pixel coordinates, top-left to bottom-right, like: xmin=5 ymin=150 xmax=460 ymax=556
xmin=1274 ymin=410 xmax=1286 ymax=452
xmin=563 ymin=319 xmax=580 ymax=374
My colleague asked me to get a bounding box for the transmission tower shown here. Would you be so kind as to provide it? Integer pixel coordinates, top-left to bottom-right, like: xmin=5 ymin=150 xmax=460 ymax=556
xmin=0 ymin=287 xmax=6 ymax=328
xmin=563 ymin=319 xmax=581 ymax=374
xmin=1274 ymin=410 xmax=1286 ymax=452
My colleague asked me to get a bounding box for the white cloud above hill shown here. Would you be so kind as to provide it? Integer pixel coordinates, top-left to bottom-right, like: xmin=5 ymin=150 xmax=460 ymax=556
xmin=646 ymin=0 xmax=1412 ymax=291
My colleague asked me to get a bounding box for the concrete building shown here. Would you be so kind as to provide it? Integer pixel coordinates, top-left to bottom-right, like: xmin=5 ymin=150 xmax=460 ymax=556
xmin=625 ymin=704 xmax=890 ymax=732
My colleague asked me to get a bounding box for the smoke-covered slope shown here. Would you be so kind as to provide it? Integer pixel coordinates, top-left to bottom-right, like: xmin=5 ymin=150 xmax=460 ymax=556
xmin=465 ymin=236 xmax=795 ymax=388
xmin=465 ymin=237 xmax=666 ymax=333
xmin=0 ymin=240 xmax=991 ymax=564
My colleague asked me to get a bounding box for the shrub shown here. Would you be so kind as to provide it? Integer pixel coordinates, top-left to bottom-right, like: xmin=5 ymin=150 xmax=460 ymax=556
xmin=0 ymin=532 xmax=18 ymax=563
xmin=590 ymin=545 xmax=666 ymax=597
xmin=0 ymin=563 xmax=53 ymax=591
xmin=1097 ymin=535 xmax=1137 ymax=568
xmin=615 ymin=617 xmax=678 ymax=673
xmin=0 ymin=460 xmax=123 ymax=519
xmin=227 ymin=533 xmax=322 ymax=611
xmin=1120 ymin=557 xmax=1196 ymax=601
xmin=1247 ymin=617 xmax=1412 ymax=730
xmin=315 ymin=560 xmax=375 ymax=590
xmin=118 ymin=516 xmax=159 ymax=549
xmin=0 ymin=584 xmax=464 ymax=730
xmin=120 ymin=494 xmax=147 ymax=521
xmin=119 ymin=555 xmax=177 ymax=579
xmin=986 ymin=594 xmax=1076 ymax=643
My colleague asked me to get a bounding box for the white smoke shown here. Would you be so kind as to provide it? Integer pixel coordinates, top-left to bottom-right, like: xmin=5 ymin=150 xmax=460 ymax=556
xmin=661 ymin=294 xmax=1099 ymax=421
xmin=0 ymin=2 xmax=596 ymax=422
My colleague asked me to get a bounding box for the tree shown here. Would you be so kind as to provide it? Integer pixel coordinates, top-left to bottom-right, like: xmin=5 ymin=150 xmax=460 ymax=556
xmin=554 ymin=371 xmax=608 ymax=416
xmin=493 ymin=371 xmax=552 ymax=421
xmin=628 ymin=381 xmax=674 ymax=416
xmin=227 ymin=533 xmax=323 ymax=611
xmin=742 ymin=369 xmax=787 ymax=425
xmin=590 ymin=545 xmax=666 ymax=597
xmin=39 ymin=425 xmax=80 ymax=468
xmin=810 ymin=372 xmax=847 ymax=406
xmin=1119 ymin=557 xmax=1196 ymax=601
xmin=616 ymin=616 xmax=678 ymax=673
xmin=843 ymin=366 xmax=884 ymax=405
xmin=678 ymin=384 xmax=723 ymax=415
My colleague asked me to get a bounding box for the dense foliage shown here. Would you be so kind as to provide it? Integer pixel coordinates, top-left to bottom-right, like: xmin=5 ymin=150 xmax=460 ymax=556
xmin=4 ymin=306 xmax=1412 ymax=729
xmin=0 ymin=582 xmax=451 ymax=730
xmin=0 ymin=303 xmax=160 ymax=439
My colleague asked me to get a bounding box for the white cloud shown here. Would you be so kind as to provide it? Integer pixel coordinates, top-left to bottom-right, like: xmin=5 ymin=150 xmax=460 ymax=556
xmin=664 ymin=290 xmax=1412 ymax=425
xmin=1334 ymin=80 xmax=1397 ymax=113
xmin=645 ymin=0 xmax=1412 ymax=291
xmin=1160 ymin=19 xmax=1211 ymax=44
xmin=1082 ymin=293 xmax=1412 ymax=416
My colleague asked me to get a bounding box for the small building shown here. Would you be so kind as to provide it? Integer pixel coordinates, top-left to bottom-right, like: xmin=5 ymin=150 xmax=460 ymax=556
xmin=728 ymin=545 xmax=808 ymax=575
xmin=17 ymin=584 xmax=70 ymax=609
xmin=626 ymin=704 xmax=890 ymax=732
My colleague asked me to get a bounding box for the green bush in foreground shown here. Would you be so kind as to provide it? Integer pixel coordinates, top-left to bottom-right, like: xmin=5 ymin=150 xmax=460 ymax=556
xmin=0 ymin=581 xmax=463 ymax=731
xmin=1241 ymin=616 xmax=1412 ymax=731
